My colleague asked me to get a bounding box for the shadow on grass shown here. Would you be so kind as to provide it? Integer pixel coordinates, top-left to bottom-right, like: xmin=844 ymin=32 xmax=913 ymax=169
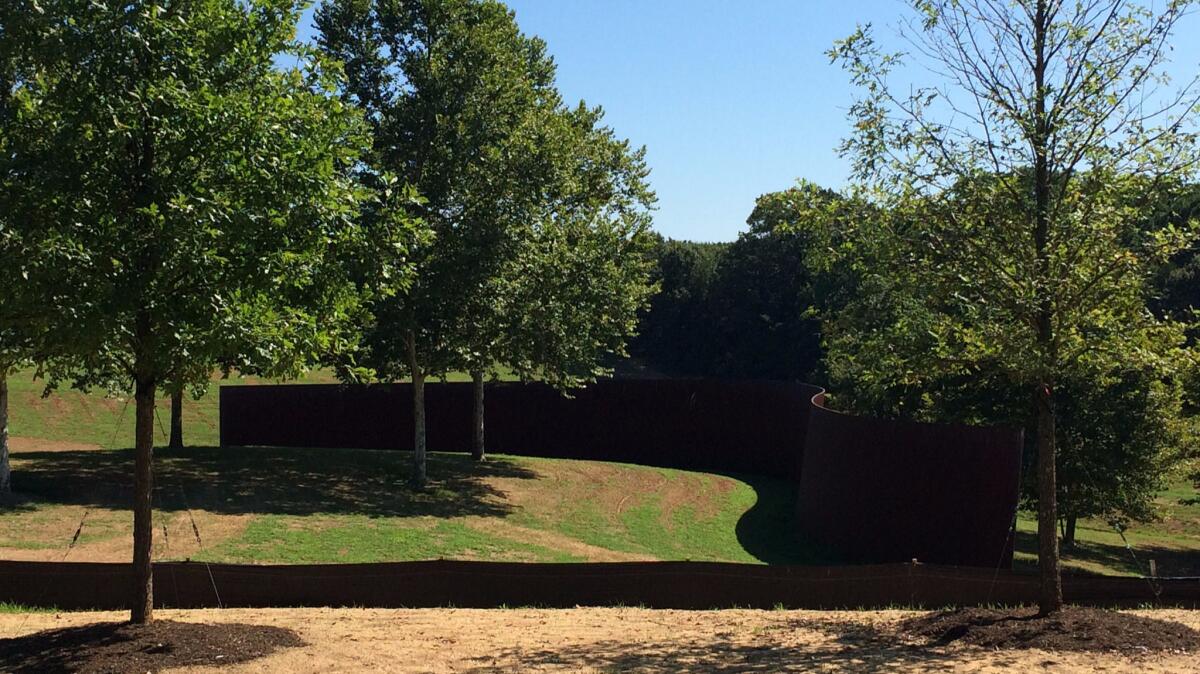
xmin=730 ymin=473 xmax=834 ymax=565
xmin=11 ymin=446 xmax=537 ymax=519
xmin=460 ymin=618 xmax=964 ymax=673
xmin=1013 ymin=529 xmax=1200 ymax=577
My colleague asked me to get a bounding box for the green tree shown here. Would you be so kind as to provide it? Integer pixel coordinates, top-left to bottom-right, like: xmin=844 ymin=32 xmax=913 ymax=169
xmin=316 ymin=0 xmax=573 ymax=481
xmin=480 ymin=103 xmax=657 ymax=459
xmin=808 ymin=178 xmax=1194 ymax=548
xmin=629 ymin=238 xmax=727 ymax=376
xmin=828 ymin=1 xmax=1200 ymax=614
xmin=0 ymin=1 xmax=85 ymax=496
xmin=1052 ymin=357 xmax=1191 ymax=547
xmin=8 ymin=0 xmax=388 ymax=623
xmin=631 ymin=182 xmax=863 ymax=382
xmin=708 ymin=182 xmax=865 ymax=382
xmin=1150 ymin=184 xmax=1200 ymax=324
xmin=0 ymin=1 xmax=34 ymax=496
xmin=1145 ymin=183 xmax=1200 ymax=506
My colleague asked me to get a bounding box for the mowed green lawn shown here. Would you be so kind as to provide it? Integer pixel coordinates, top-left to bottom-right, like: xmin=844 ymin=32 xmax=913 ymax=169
xmin=1014 ymin=482 xmax=1200 ymax=577
xmin=2 ymin=446 xmax=813 ymax=565
xmin=3 ymin=367 xmax=483 ymax=449
xmin=2 ymin=368 xmax=809 ymax=565
xmin=1 ymin=367 xmax=1197 ymax=574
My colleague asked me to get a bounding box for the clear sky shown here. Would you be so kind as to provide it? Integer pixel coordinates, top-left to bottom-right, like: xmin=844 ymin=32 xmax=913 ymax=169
xmin=499 ymin=0 xmax=875 ymax=242
xmin=297 ymin=1 xmax=1200 ymax=242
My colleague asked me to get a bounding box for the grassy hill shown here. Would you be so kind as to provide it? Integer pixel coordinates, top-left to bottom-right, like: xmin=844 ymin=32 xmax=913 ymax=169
xmin=2 ymin=446 xmax=813 ymax=565
xmin=1 ymin=368 xmax=1197 ymax=574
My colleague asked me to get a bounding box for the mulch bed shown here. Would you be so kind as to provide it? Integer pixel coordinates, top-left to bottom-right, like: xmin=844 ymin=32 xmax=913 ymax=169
xmin=0 ymin=619 xmax=304 ymax=673
xmin=901 ymin=606 xmax=1200 ymax=653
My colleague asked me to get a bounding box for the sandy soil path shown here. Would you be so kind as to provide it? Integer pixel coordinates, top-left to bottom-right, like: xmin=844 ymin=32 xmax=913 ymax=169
xmin=3 ymin=607 xmax=1198 ymax=673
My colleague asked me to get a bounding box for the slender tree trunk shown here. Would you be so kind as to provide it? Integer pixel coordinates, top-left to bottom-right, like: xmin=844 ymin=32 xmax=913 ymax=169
xmin=1 ymin=370 xmax=10 ymax=495
xmin=1031 ymin=0 xmax=1063 ymax=617
xmin=1063 ymin=514 xmax=1077 ymax=549
xmin=407 ymin=332 xmax=427 ymax=488
xmin=471 ymin=369 xmax=485 ymax=461
xmin=131 ymin=367 xmax=157 ymax=624
xmin=1035 ymin=385 xmax=1063 ymax=614
xmin=168 ymin=386 xmax=183 ymax=449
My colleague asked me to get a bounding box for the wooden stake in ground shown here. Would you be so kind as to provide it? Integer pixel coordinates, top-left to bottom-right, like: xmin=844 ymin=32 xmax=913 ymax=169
xmin=0 ymin=370 xmax=10 ymax=495
xmin=169 ymin=386 xmax=184 ymax=450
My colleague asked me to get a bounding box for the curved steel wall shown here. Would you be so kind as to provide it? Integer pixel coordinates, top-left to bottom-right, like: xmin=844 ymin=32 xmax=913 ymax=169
xmin=221 ymin=380 xmax=823 ymax=479
xmin=797 ymin=394 xmax=1023 ymax=568
xmin=220 ymin=381 xmax=1022 ymax=567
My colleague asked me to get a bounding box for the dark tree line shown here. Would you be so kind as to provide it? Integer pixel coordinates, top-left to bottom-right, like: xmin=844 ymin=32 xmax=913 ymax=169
xmin=631 ymin=182 xmax=839 ymax=383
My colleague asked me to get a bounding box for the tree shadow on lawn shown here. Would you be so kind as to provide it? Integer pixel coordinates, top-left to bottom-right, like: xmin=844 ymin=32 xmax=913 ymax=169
xmin=461 ymin=618 xmax=971 ymax=674
xmin=1013 ymin=529 xmax=1200 ymax=577
xmin=11 ymin=446 xmax=537 ymax=519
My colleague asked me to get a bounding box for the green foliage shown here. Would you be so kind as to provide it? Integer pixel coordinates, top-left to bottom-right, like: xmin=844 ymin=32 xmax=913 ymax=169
xmin=6 ymin=0 xmax=399 ymax=395
xmin=1051 ymin=359 xmax=1191 ymax=528
xmin=318 ymin=0 xmax=655 ymax=396
xmin=630 ymin=237 xmax=728 ymax=375
xmin=711 ymin=181 xmax=867 ymax=381
xmin=632 ymin=181 xmax=863 ymax=381
xmin=1148 ymin=184 xmax=1200 ymax=323
xmin=1 ymin=2 xmax=85 ymax=377
xmin=494 ymin=103 xmax=658 ymax=390
xmin=317 ymin=0 xmax=556 ymax=382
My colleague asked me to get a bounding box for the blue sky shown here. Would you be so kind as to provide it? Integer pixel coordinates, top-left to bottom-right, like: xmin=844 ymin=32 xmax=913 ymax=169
xmin=500 ymin=0 xmax=869 ymax=242
xmin=298 ymin=1 xmax=1200 ymax=242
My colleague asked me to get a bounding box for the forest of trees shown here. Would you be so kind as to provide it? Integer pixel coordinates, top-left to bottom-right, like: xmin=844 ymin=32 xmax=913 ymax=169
xmin=630 ymin=181 xmax=845 ymax=382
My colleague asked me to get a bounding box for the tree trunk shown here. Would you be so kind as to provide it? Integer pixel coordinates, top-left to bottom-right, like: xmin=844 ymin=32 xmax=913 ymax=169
xmin=1030 ymin=0 xmax=1063 ymax=617
xmin=1063 ymin=514 xmax=1077 ymax=549
xmin=407 ymin=332 xmax=427 ymax=488
xmin=131 ymin=369 xmax=157 ymax=624
xmin=1 ymin=370 xmax=10 ymax=495
xmin=169 ymin=386 xmax=183 ymax=449
xmin=1035 ymin=385 xmax=1064 ymax=615
xmin=471 ymin=369 xmax=485 ymax=462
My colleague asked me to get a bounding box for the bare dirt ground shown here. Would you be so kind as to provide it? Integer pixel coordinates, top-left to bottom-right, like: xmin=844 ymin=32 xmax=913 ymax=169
xmin=3 ymin=607 xmax=1199 ymax=673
